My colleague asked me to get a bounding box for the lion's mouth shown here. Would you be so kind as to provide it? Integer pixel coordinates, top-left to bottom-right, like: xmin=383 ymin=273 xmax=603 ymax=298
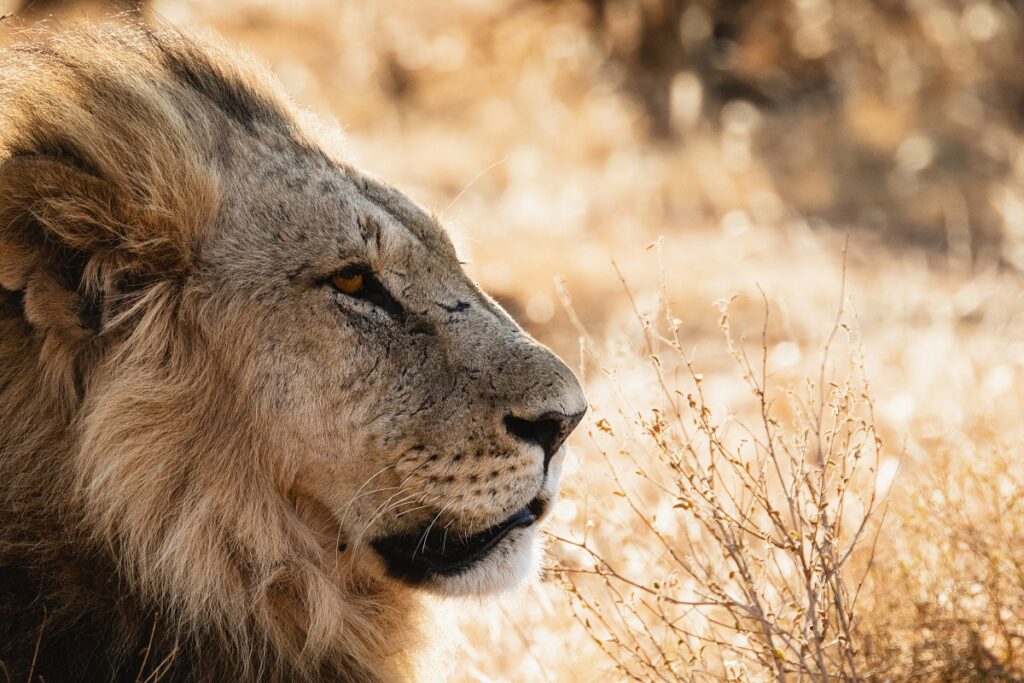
xmin=372 ymin=496 xmax=546 ymax=583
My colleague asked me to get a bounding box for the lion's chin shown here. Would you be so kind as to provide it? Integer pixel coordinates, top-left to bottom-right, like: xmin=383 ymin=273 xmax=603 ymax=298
xmin=420 ymin=526 xmax=542 ymax=596
xmin=370 ymin=496 xmax=549 ymax=596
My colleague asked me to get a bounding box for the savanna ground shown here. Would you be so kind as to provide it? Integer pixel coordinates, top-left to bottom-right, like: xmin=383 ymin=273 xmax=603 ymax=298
xmin=5 ymin=0 xmax=1024 ymax=680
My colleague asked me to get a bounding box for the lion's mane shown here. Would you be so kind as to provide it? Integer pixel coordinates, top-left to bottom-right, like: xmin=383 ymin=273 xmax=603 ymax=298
xmin=0 ymin=24 xmax=419 ymax=683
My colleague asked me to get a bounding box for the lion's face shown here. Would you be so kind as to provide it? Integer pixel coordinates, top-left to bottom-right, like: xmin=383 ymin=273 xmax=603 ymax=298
xmin=192 ymin=142 xmax=586 ymax=595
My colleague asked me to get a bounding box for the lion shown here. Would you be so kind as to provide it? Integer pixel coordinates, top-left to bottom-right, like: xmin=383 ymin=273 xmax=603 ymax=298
xmin=0 ymin=23 xmax=586 ymax=683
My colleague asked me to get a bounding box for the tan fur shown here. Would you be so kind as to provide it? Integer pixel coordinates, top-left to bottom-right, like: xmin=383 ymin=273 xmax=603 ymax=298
xmin=0 ymin=22 xmax=585 ymax=683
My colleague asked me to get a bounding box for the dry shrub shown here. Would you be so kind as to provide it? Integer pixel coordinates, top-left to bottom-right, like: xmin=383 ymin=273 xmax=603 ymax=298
xmin=554 ymin=261 xmax=888 ymax=680
xmin=860 ymin=442 xmax=1024 ymax=681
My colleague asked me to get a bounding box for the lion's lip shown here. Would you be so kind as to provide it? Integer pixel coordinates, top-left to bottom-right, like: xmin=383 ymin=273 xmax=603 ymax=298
xmin=372 ymin=497 xmax=545 ymax=583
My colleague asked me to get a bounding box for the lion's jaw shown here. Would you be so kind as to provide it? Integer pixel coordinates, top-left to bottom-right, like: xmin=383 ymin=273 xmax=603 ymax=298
xmin=412 ymin=440 xmax=572 ymax=597
xmin=357 ymin=436 xmax=574 ymax=597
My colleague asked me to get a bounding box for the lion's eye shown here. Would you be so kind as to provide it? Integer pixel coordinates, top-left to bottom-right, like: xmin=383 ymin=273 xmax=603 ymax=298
xmin=327 ymin=266 xmax=405 ymax=320
xmin=332 ymin=272 xmax=365 ymax=296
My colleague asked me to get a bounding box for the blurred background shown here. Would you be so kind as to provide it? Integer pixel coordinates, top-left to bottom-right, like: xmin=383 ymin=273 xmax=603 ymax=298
xmin=5 ymin=0 xmax=1024 ymax=680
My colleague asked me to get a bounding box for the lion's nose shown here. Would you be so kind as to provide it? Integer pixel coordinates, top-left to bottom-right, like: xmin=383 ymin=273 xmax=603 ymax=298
xmin=504 ymin=409 xmax=586 ymax=473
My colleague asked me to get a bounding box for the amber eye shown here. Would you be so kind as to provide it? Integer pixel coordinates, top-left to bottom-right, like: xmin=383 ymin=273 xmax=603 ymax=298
xmin=332 ymin=272 xmax=365 ymax=295
xmin=326 ymin=267 xmax=403 ymax=318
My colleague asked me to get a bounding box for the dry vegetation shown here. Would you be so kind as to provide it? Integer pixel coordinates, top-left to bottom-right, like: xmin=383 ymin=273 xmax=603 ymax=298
xmin=553 ymin=262 xmax=886 ymax=680
xmin=4 ymin=0 xmax=1024 ymax=679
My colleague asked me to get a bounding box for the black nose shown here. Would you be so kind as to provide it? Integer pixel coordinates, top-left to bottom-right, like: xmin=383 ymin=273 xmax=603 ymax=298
xmin=504 ymin=409 xmax=586 ymax=473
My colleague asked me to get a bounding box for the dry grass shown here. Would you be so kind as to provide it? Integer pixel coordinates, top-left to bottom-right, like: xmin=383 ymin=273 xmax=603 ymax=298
xmin=5 ymin=0 xmax=1024 ymax=680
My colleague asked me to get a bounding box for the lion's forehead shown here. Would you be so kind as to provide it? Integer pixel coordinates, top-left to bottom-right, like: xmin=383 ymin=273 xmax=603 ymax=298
xmin=209 ymin=138 xmax=460 ymax=287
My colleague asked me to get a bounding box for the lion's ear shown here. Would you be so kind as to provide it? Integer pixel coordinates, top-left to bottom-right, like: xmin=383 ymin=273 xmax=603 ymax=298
xmin=0 ymin=154 xmax=126 ymax=399
xmin=1 ymin=152 xmax=192 ymax=280
xmin=0 ymin=156 xmax=112 ymax=336
xmin=0 ymin=151 xmax=195 ymax=337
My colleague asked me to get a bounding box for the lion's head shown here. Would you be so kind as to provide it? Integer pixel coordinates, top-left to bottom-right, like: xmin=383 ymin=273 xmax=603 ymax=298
xmin=0 ymin=24 xmax=584 ymax=680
